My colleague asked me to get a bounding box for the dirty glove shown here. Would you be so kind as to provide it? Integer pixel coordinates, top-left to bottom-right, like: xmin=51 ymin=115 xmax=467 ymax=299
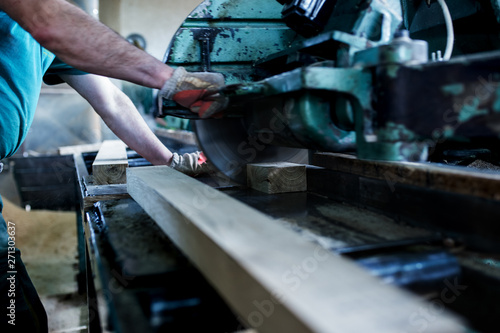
xmin=159 ymin=67 xmax=227 ymax=118
xmin=169 ymin=151 xmax=212 ymax=176
xmin=173 ymin=89 xmax=228 ymax=118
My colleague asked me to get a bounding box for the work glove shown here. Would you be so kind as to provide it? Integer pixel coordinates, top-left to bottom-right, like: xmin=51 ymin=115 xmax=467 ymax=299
xmin=159 ymin=67 xmax=228 ymax=118
xmin=169 ymin=151 xmax=212 ymax=176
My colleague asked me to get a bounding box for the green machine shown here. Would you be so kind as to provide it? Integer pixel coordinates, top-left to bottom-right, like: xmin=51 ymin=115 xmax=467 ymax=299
xmin=158 ymin=0 xmax=500 ymax=183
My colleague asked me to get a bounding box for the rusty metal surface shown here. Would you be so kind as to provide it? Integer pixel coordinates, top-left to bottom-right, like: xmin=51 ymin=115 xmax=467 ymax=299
xmin=213 ymin=162 xmax=500 ymax=332
xmin=313 ymin=152 xmax=500 ymax=201
xmin=85 ymin=198 xmax=242 ymax=333
xmin=97 ymin=199 xmax=191 ymax=277
xmin=222 ymin=187 xmax=436 ymax=251
xmin=308 ymin=154 xmax=500 ymax=253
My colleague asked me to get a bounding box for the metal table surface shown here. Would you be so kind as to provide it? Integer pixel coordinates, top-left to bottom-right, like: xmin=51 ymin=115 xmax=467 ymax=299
xmin=82 ymin=198 xmax=241 ymax=333
xmin=73 ymin=149 xmax=242 ymax=333
xmin=73 ymin=149 xmax=500 ymax=333
xmin=196 ymin=156 xmax=500 ymax=333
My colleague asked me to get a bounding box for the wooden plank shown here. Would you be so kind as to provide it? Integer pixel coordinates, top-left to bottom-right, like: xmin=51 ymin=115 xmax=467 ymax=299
xmin=127 ymin=166 xmax=465 ymax=333
xmin=83 ymin=176 xmax=128 ymax=196
xmin=92 ymin=140 xmax=128 ymax=185
xmin=247 ymin=162 xmax=306 ymax=194
xmin=82 ymin=175 xmax=130 ymax=209
xmin=312 ymin=152 xmax=500 ymax=200
xmin=58 ymin=142 xmax=103 ymax=156
xmin=73 ymin=152 xmax=129 ymax=210
xmin=82 ymin=192 xmax=130 ymax=210
xmin=85 ymin=184 xmax=128 ymax=197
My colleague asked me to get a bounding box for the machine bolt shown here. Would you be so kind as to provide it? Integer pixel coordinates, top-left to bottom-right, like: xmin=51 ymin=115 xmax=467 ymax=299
xmin=393 ymin=29 xmax=410 ymax=39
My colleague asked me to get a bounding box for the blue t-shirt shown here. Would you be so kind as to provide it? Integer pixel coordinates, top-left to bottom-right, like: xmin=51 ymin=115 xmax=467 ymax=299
xmin=0 ymin=11 xmax=85 ymax=250
xmin=0 ymin=11 xmax=86 ymax=159
xmin=1 ymin=10 xmax=54 ymax=250
xmin=0 ymin=10 xmax=56 ymax=159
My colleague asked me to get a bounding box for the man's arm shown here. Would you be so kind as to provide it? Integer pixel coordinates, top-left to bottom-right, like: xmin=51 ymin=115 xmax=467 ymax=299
xmin=60 ymin=74 xmax=174 ymax=165
xmin=0 ymin=0 xmax=172 ymax=89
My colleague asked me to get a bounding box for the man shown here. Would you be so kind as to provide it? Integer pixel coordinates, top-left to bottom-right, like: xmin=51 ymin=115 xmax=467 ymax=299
xmin=0 ymin=0 xmax=226 ymax=331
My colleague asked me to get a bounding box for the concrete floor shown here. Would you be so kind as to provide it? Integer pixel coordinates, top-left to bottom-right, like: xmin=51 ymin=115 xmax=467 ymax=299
xmin=1 ymin=168 xmax=88 ymax=333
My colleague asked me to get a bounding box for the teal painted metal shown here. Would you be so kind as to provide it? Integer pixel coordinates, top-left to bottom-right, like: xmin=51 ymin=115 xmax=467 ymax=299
xmin=188 ymin=0 xmax=283 ymax=20
xmin=349 ymin=33 xmax=433 ymax=162
xmin=222 ymin=66 xmax=370 ymax=152
xmin=286 ymin=92 xmax=356 ymax=151
xmin=376 ymin=122 xmax=418 ymax=142
xmin=165 ymin=0 xmax=301 ymax=84
xmin=353 ymin=35 xmax=428 ymax=68
xmin=492 ymin=82 xmax=500 ymax=113
xmin=167 ymin=26 xmax=296 ymax=64
xmin=165 ymin=0 xmax=404 ymax=80
xmin=222 ymin=66 xmax=372 ymax=100
xmin=326 ymin=0 xmax=403 ymax=61
xmin=441 ymin=83 xmax=466 ymax=96
xmin=490 ymin=0 xmax=500 ymax=23
xmin=163 ymin=0 xmax=408 ymax=155
xmin=358 ymin=123 xmax=429 ymax=162
xmin=164 ymin=0 xmax=467 ymax=161
xmin=457 ymin=99 xmax=489 ymax=123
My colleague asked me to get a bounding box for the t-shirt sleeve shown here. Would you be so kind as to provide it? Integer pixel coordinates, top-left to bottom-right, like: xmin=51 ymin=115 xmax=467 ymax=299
xmin=43 ymin=57 xmax=88 ymax=85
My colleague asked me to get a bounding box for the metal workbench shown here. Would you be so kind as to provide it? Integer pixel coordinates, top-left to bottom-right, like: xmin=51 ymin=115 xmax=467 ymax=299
xmin=71 ymin=146 xmax=500 ymax=333
xmin=72 ymin=148 xmax=243 ymax=333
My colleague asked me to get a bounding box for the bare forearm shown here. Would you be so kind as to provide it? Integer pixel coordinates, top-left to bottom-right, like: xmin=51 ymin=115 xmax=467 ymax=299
xmin=1 ymin=0 xmax=173 ymax=89
xmin=62 ymin=74 xmax=174 ymax=165
xmin=101 ymin=99 xmax=174 ymax=166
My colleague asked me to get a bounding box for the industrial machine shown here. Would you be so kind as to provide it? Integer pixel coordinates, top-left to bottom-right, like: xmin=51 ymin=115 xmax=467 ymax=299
xmin=145 ymin=1 xmax=500 ymax=332
xmin=158 ymin=0 xmax=500 ymax=183
xmin=67 ymin=1 xmax=500 ymax=332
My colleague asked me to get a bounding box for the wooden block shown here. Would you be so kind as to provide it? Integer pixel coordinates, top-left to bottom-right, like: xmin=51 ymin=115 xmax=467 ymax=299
xmin=127 ymin=166 xmax=465 ymax=333
xmin=247 ymin=162 xmax=306 ymax=194
xmin=92 ymin=140 xmax=128 ymax=185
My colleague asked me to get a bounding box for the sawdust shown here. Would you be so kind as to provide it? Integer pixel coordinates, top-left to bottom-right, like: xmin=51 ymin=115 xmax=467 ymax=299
xmin=2 ymin=197 xmax=77 ymax=263
xmin=467 ymin=159 xmax=500 ymax=172
xmin=1 ymin=197 xmax=85 ymax=330
xmin=1 ymin=197 xmax=79 ymax=296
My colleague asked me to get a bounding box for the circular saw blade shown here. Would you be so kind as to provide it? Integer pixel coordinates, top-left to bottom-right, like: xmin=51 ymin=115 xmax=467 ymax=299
xmin=193 ymin=118 xmax=309 ymax=184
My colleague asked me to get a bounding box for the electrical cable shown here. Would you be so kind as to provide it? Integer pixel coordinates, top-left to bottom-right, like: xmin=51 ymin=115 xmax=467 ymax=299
xmin=437 ymin=0 xmax=454 ymax=60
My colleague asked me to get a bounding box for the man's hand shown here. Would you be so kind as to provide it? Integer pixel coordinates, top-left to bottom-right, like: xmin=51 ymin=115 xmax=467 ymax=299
xmin=170 ymin=151 xmax=213 ymax=176
xmin=172 ymin=89 xmax=228 ymax=118
xmin=159 ymin=67 xmax=228 ymax=118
